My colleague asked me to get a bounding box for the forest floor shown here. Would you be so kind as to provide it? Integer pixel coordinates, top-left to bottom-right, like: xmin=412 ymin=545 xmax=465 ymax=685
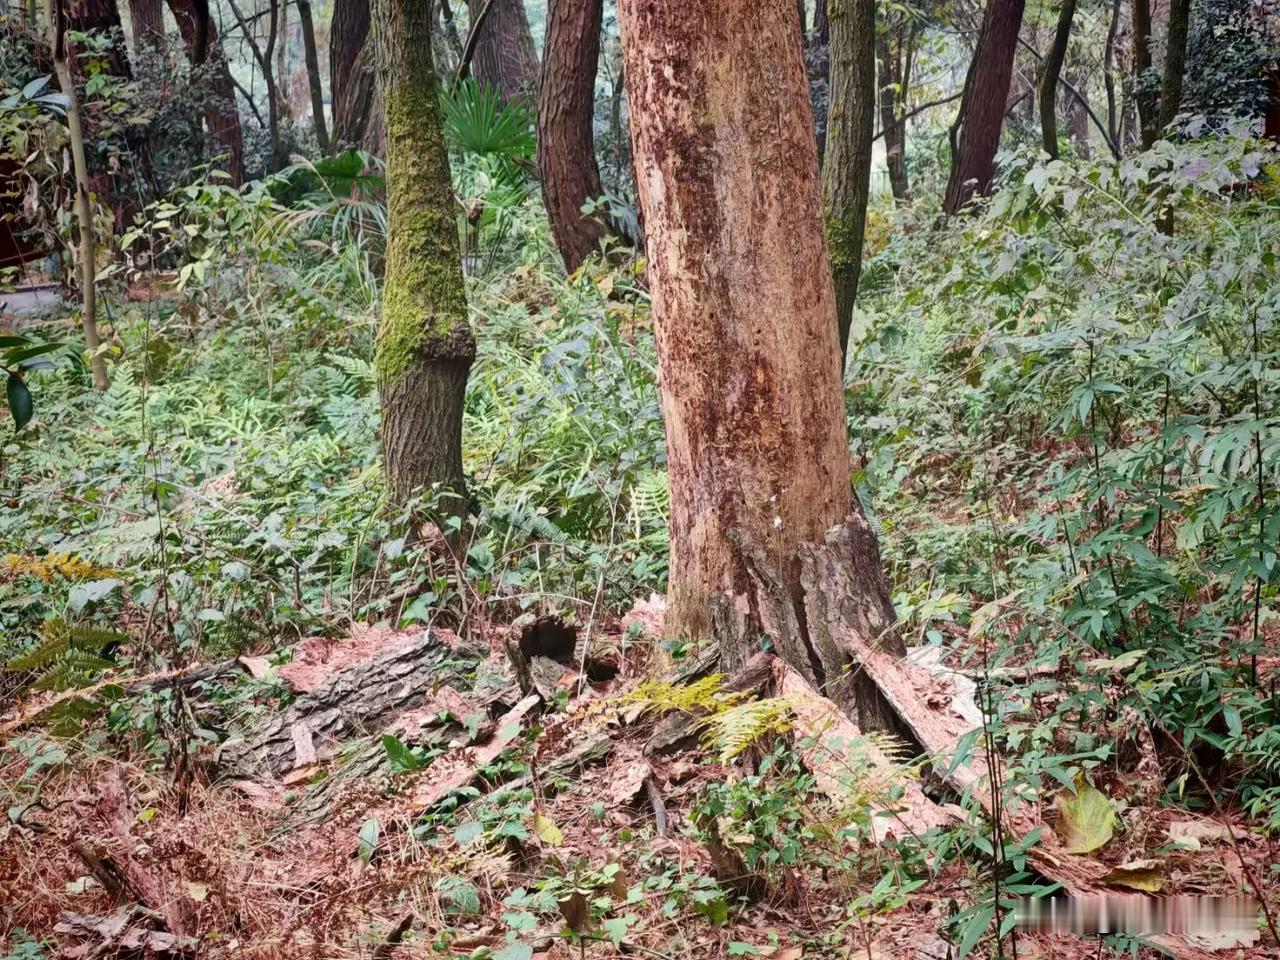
xmin=3 ymin=595 xmax=1276 ymax=960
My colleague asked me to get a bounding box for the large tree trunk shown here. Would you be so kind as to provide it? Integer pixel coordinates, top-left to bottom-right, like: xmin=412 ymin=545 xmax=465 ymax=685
xmin=66 ymin=0 xmax=131 ymax=77
xmin=942 ymin=0 xmax=1026 ymax=214
xmin=1132 ymin=0 xmax=1157 ymax=148
xmin=126 ymin=0 xmax=164 ymax=51
xmin=329 ymin=0 xmax=370 ymax=150
xmin=1157 ymin=0 xmax=1191 ymax=135
xmin=617 ymin=0 xmax=901 ymax=707
xmin=822 ymin=0 xmax=876 ymax=361
xmin=373 ymin=0 xmax=475 ymax=509
xmin=538 ymin=0 xmax=608 ymax=271
xmin=1038 ymin=0 xmax=1075 ymax=157
xmin=1103 ymin=0 xmax=1121 ymax=151
xmin=168 ymin=0 xmax=245 ymax=184
xmin=877 ymin=22 xmax=912 ymax=200
xmin=332 ymin=41 xmax=378 ymax=149
xmin=466 ymin=0 xmax=540 ymax=102
xmin=297 ymin=0 xmax=329 ymax=151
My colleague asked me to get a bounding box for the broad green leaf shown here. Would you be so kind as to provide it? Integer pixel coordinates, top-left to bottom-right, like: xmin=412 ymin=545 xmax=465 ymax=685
xmin=1055 ymin=776 xmax=1115 ymax=854
xmin=7 ymin=374 xmax=33 ymax=431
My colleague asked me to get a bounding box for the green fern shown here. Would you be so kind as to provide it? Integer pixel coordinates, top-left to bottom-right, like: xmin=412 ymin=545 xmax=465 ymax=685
xmin=7 ymin=619 xmax=123 ymax=691
xmin=698 ymin=697 xmax=795 ymax=763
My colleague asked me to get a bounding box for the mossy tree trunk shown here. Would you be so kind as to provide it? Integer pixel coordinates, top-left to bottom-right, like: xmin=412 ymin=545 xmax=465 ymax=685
xmin=942 ymin=0 xmax=1026 ymax=214
xmin=1038 ymin=0 xmax=1075 ymax=158
xmin=372 ymin=0 xmax=476 ymax=510
xmin=822 ymin=0 xmax=876 ymax=362
xmin=538 ymin=0 xmax=608 ymax=271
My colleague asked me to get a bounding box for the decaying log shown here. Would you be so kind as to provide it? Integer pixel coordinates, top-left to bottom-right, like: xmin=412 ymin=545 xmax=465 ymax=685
xmin=219 ymin=631 xmax=483 ymax=781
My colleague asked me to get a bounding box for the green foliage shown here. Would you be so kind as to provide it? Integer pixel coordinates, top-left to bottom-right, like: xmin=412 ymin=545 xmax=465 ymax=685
xmin=441 ymin=80 xmax=535 ymax=161
xmin=6 ymin=618 xmax=123 ymax=691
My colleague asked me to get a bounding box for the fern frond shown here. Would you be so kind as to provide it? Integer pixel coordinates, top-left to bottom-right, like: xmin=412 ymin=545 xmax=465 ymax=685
xmin=6 ymin=619 xmax=123 ymax=693
xmin=624 ymin=673 xmax=748 ymax=718
xmin=698 ymin=697 xmax=795 ymax=763
xmin=329 ymin=353 xmax=376 ymax=389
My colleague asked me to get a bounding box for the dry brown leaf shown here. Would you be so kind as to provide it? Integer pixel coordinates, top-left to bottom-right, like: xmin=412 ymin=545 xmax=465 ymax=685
xmin=557 ymin=890 xmax=588 ymax=932
xmin=1102 ymin=858 xmax=1166 ymax=892
xmin=607 ymin=759 xmax=652 ymax=807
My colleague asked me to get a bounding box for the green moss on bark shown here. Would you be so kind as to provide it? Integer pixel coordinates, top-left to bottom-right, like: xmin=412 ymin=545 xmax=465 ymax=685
xmin=374 ymin=78 xmax=475 ymax=387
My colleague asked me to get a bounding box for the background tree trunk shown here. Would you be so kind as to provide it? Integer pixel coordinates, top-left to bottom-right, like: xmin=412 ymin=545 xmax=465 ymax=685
xmin=67 ymin=0 xmax=132 ymax=77
xmin=51 ymin=0 xmax=109 ymax=390
xmin=372 ymin=0 xmax=475 ymax=508
xmin=813 ymin=0 xmax=828 ymax=44
xmin=332 ymin=41 xmax=378 ymax=149
xmin=1103 ymin=0 xmax=1121 ymax=150
xmin=537 ymin=0 xmax=607 ymax=272
xmin=329 ymin=0 xmax=370 ymax=149
xmin=942 ymin=0 xmax=1026 ymax=214
xmin=877 ymin=22 xmax=912 ymax=200
xmin=126 ymin=0 xmax=164 ymax=51
xmin=618 ymin=0 xmax=860 ymax=654
xmin=1038 ymin=0 xmax=1075 ymax=157
xmin=297 ymin=0 xmax=329 ymax=151
xmin=169 ymin=0 xmax=245 ymax=183
xmin=822 ymin=0 xmax=876 ymax=360
xmin=1157 ymin=0 xmax=1191 ymax=134
xmin=1132 ymin=0 xmax=1157 ymax=147
xmin=466 ymin=0 xmax=540 ymax=102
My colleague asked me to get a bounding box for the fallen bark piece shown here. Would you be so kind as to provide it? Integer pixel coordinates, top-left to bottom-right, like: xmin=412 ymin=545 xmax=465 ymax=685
xmin=779 ymin=666 xmax=955 ymax=842
xmin=55 ymin=908 xmax=198 ymax=957
xmin=408 ymin=694 xmax=542 ymax=812
xmin=219 ymin=631 xmax=481 ymax=780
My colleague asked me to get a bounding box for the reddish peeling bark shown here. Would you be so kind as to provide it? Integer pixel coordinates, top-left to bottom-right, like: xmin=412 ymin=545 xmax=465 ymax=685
xmin=168 ymin=0 xmax=245 ymax=184
xmin=537 ymin=0 xmax=608 ymax=271
xmin=467 ymin=0 xmax=540 ymax=102
xmin=617 ymin=0 xmax=863 ymax=650
xmin=942 ymin=0 xmax=1026 ymax=214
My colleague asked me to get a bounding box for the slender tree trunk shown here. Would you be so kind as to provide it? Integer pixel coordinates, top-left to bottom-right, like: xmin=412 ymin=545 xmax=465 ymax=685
xmin=50 ymin=0 xmax=108 ymax=390
xmin=1038 ymin=0 xmax=1075 ymax=157
xmin=822 ymin=0 xmax=875 ymax=361
xmin=538 ymin=0 xmax=607 ymax=271
xmin=330 ymin=0 xmax=370 ymax=147
xmin=1132 ymin=0 xmax=1157 ymax=147
xmin=796 ymin=0 xmax=806 ymax=33
xmin=877 ymin=23 xmax=912 ymax=200
xmin=168 ymin=0 xmax=245 ymax=183
xmin=942 ymin=0 xmax=1026 ymax=214
xmin=1103 ymin=0 xmax=1121 ymax=151
xmin=438 ymin=0 xmax=465 ymax=64
xmin=297 ymin=0 xmax=329 ymax=151
xmin=1157 ymin=0 xmax=1190 ymax=134
xmin=226 ymin=0 xmax=283 ymax=169
xmin=466 ymin=0 xmax=540 ymax=102
xmin=126 ymin=0 xmax=164 ymax=51
xmin=372 ymin=0 xmax=475 ymax=509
